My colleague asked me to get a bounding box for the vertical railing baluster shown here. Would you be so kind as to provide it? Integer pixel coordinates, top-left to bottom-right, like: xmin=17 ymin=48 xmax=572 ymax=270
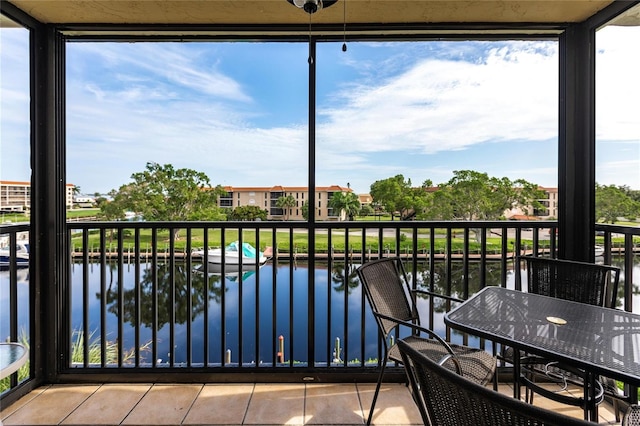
xmin=271 ymin=227 xmax=277 ymax=366
xmin=428 ymin=225 xmax=436 ymax=330
xmin=288 ymin=228 xmax=294 ymax=366
xmin=134 ymin=228 xmax=141 ymax=367
xmin=203 ymin=226 xmax=209 ymax=366
xmin=327 ymin=227 xmax=333 ymax=366
xmin=360 ymin=227 xmax=367 ymax=367
xmin=117 ymin=226 xmax=124 ymax=366
xmin=500 ymin=226 xmax=509 ymax=288
xmin=463 ymin=227 xmax=470 ymax=299
xmin=82 ymin=229 xmax=90 ymax=367
xmin=99 ymin=228 xmax=107 ymax=367
xmin=169 ymin=226 xmax=175 ymax=367
xmin=461 ymin=227 xmax=470 ymax=346
xmin=480 ymin=224 xmax=487 ymax=290
xmin=624 ymin=234 xmax=635 ymax=313
xmin=254 ymin=228 xmax=260 ymax=367
xmin=151 ymin=228 xmax=158 ymax=367
xmin=445 ymin=228 xmax=453 ymax=342
xmin=186 ymin=227 xmax=192 ymax=367
xmin=8 ymin=232 xmax=18 ymax=388
xmin=343 ymin=227 xmax=349 ymax=367
xmin=220 ymin=228 xmax=226 ymax=365
xmin=238 ymin=227 xmax=243 ymax=367
xmin=532 ymin=226 xmax=540 ymax=255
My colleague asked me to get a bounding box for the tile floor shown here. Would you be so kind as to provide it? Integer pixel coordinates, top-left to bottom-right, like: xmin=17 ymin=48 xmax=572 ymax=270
xmin=0 ymin=382 xmax=623 ymax=425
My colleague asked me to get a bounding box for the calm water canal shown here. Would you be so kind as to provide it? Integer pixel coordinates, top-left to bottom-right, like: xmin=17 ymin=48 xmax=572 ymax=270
xmin=1 ymin=255 xmax=638 ymax=366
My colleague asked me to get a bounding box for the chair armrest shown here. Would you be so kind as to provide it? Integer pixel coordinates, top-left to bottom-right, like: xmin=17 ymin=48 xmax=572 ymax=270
xmin=373 ymin=311 xmax=462 ymax=374
xmin=412 ymin=289 xmax=465 ymax=304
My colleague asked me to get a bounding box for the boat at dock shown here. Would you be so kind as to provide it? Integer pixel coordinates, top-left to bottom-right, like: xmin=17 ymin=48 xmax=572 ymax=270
xmin=0 ymin=242 xmax=30 ymax=268
xmin=192 ymin=241 xmax=270 ymax=266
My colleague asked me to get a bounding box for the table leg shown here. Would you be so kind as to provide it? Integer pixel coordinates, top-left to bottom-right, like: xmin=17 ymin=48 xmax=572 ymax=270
xmin=584 ymin=371 xmax=598 ymax=422
xmin=513 ymin=348 xmax=521 ymax=400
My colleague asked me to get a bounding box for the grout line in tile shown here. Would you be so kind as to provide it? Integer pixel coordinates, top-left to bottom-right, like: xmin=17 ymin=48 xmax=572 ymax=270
xmin=240 ymin=383 xmax=256 ymax=425
xmin=57 ymin=383 xmax=102 ymax=425
xmin=1 ymin=384 xmax=51 ymax=422
xmin=355 ymin=382 xmax=366 ymax=423
xmin=303 ymin=383 xmax=307 ymax=425
xmin=120 ymin=383 xmax=154 ymax=426
xmin=180 ymin=383 xmax=205 ymax=425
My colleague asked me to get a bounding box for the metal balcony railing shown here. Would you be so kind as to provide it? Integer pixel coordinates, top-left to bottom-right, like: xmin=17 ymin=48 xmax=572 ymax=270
xmin=1 ymin=220 xmax=638 ymax=398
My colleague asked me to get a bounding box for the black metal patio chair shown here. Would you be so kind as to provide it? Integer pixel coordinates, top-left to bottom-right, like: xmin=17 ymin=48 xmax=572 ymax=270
xmin=519 ymin=255 xmax=620 ymax=308
xmin=356 ymin=257 xmax=496 ymax=426
xmin=397 ymin=339 xmax=591 ymax=426
xmin=623 ymin=405 xmax=640 ymax=426
xmin=508 ymin=255 xmax=622 ymax=418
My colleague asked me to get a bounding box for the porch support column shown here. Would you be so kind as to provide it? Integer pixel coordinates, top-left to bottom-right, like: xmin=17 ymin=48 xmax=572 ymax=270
xmin=32 ymin=24 xmax=67 ymax=382
xmin=558 ymin=23 xmax=595 ymax=262
xmin=307 ymin=39 xmax=316 ymax=368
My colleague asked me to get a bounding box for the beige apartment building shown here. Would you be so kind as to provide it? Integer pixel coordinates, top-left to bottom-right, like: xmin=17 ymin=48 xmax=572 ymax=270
xmin=220 ymin=186 xmax=560 ymax=221
xmin=506 ymin=187 xmax=559 ymax=220
xmin=536 ymin=187 xmax=559 ymax=219
xmin=1 ymin=180 xmax=75 ymax=212
xmin=219 ymin=185 xmax=353 ymax=221
xmin=0 ymin=180 xmax=559 ymax=221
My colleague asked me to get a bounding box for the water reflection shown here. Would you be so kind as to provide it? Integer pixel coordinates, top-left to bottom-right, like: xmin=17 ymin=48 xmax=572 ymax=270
xmin=101 ymin=263 xmax=226 ymax=328
xmin=2 ymin=256 xmax=638 ymax=367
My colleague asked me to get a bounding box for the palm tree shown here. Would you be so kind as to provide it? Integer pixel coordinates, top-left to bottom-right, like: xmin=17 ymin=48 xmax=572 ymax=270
xmin=328 ymin=191 xmax=361 ymax=221
xmin=276 ymin=195 xmax=297 ymax=220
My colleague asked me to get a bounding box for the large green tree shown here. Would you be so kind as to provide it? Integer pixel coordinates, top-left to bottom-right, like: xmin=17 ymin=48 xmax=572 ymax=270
xmin=114 ymin=162 xmax=225 ymax=236
xmin=97 ymin=189 xmax=128 ymax=242
xmin=276 ymin=195 xmax=297 ymax=220
xmin=370 ymin=175 xmax=430 ymax=220
xmin=328 ymin=191 xmax=361 ymax=220
xmin=97 ymin=189 xmax=127 ymax=221
xmin=427 ymin=170 xmax=543 ymax=221
xmin=618 ymin=185 xmax=640 ymax=203
xmin=596 ymin=184 xmax=640 ymax=223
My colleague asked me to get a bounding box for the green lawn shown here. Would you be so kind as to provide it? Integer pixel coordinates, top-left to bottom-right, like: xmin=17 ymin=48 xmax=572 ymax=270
xmin=69 ymin=227 xmax=557 ymax=254
xmin=67 ymin=208 xmax=100 ymax=219
xmin=4 ymin=209 xmax=635 ymax=253
xmin=2 ymin=208 xmax=100 ymax=223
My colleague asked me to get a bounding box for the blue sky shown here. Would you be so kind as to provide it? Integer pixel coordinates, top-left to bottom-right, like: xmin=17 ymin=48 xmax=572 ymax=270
xmin=1 ymin=26 xmax=639 ymax=195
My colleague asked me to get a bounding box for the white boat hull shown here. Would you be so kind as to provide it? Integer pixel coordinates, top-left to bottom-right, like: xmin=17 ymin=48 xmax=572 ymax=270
xmin=192 ymin=241 xmax=269 ymax=266
xmin=204 ymin=248 xmax=267 ymax=265
xmin=0 ymin=242 xmax=30 ymax=268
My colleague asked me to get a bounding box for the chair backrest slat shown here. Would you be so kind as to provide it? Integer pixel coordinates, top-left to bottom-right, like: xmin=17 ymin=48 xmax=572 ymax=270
xmin=398 ymin=339 xmax=591 ymax=426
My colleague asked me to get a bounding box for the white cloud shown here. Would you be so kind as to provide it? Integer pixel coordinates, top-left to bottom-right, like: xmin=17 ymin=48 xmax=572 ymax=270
xmin=318 ymin=41 xmax=558 ymax=156
xmin=71 ymin=43 xmax=252 ymax=103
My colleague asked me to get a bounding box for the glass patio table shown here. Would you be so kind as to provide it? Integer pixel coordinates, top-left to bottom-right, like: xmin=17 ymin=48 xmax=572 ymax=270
xmin=0 ymin=342 xmax=28 ymax=380
xmin=445 ymin=286 xmax=640 ymax=421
